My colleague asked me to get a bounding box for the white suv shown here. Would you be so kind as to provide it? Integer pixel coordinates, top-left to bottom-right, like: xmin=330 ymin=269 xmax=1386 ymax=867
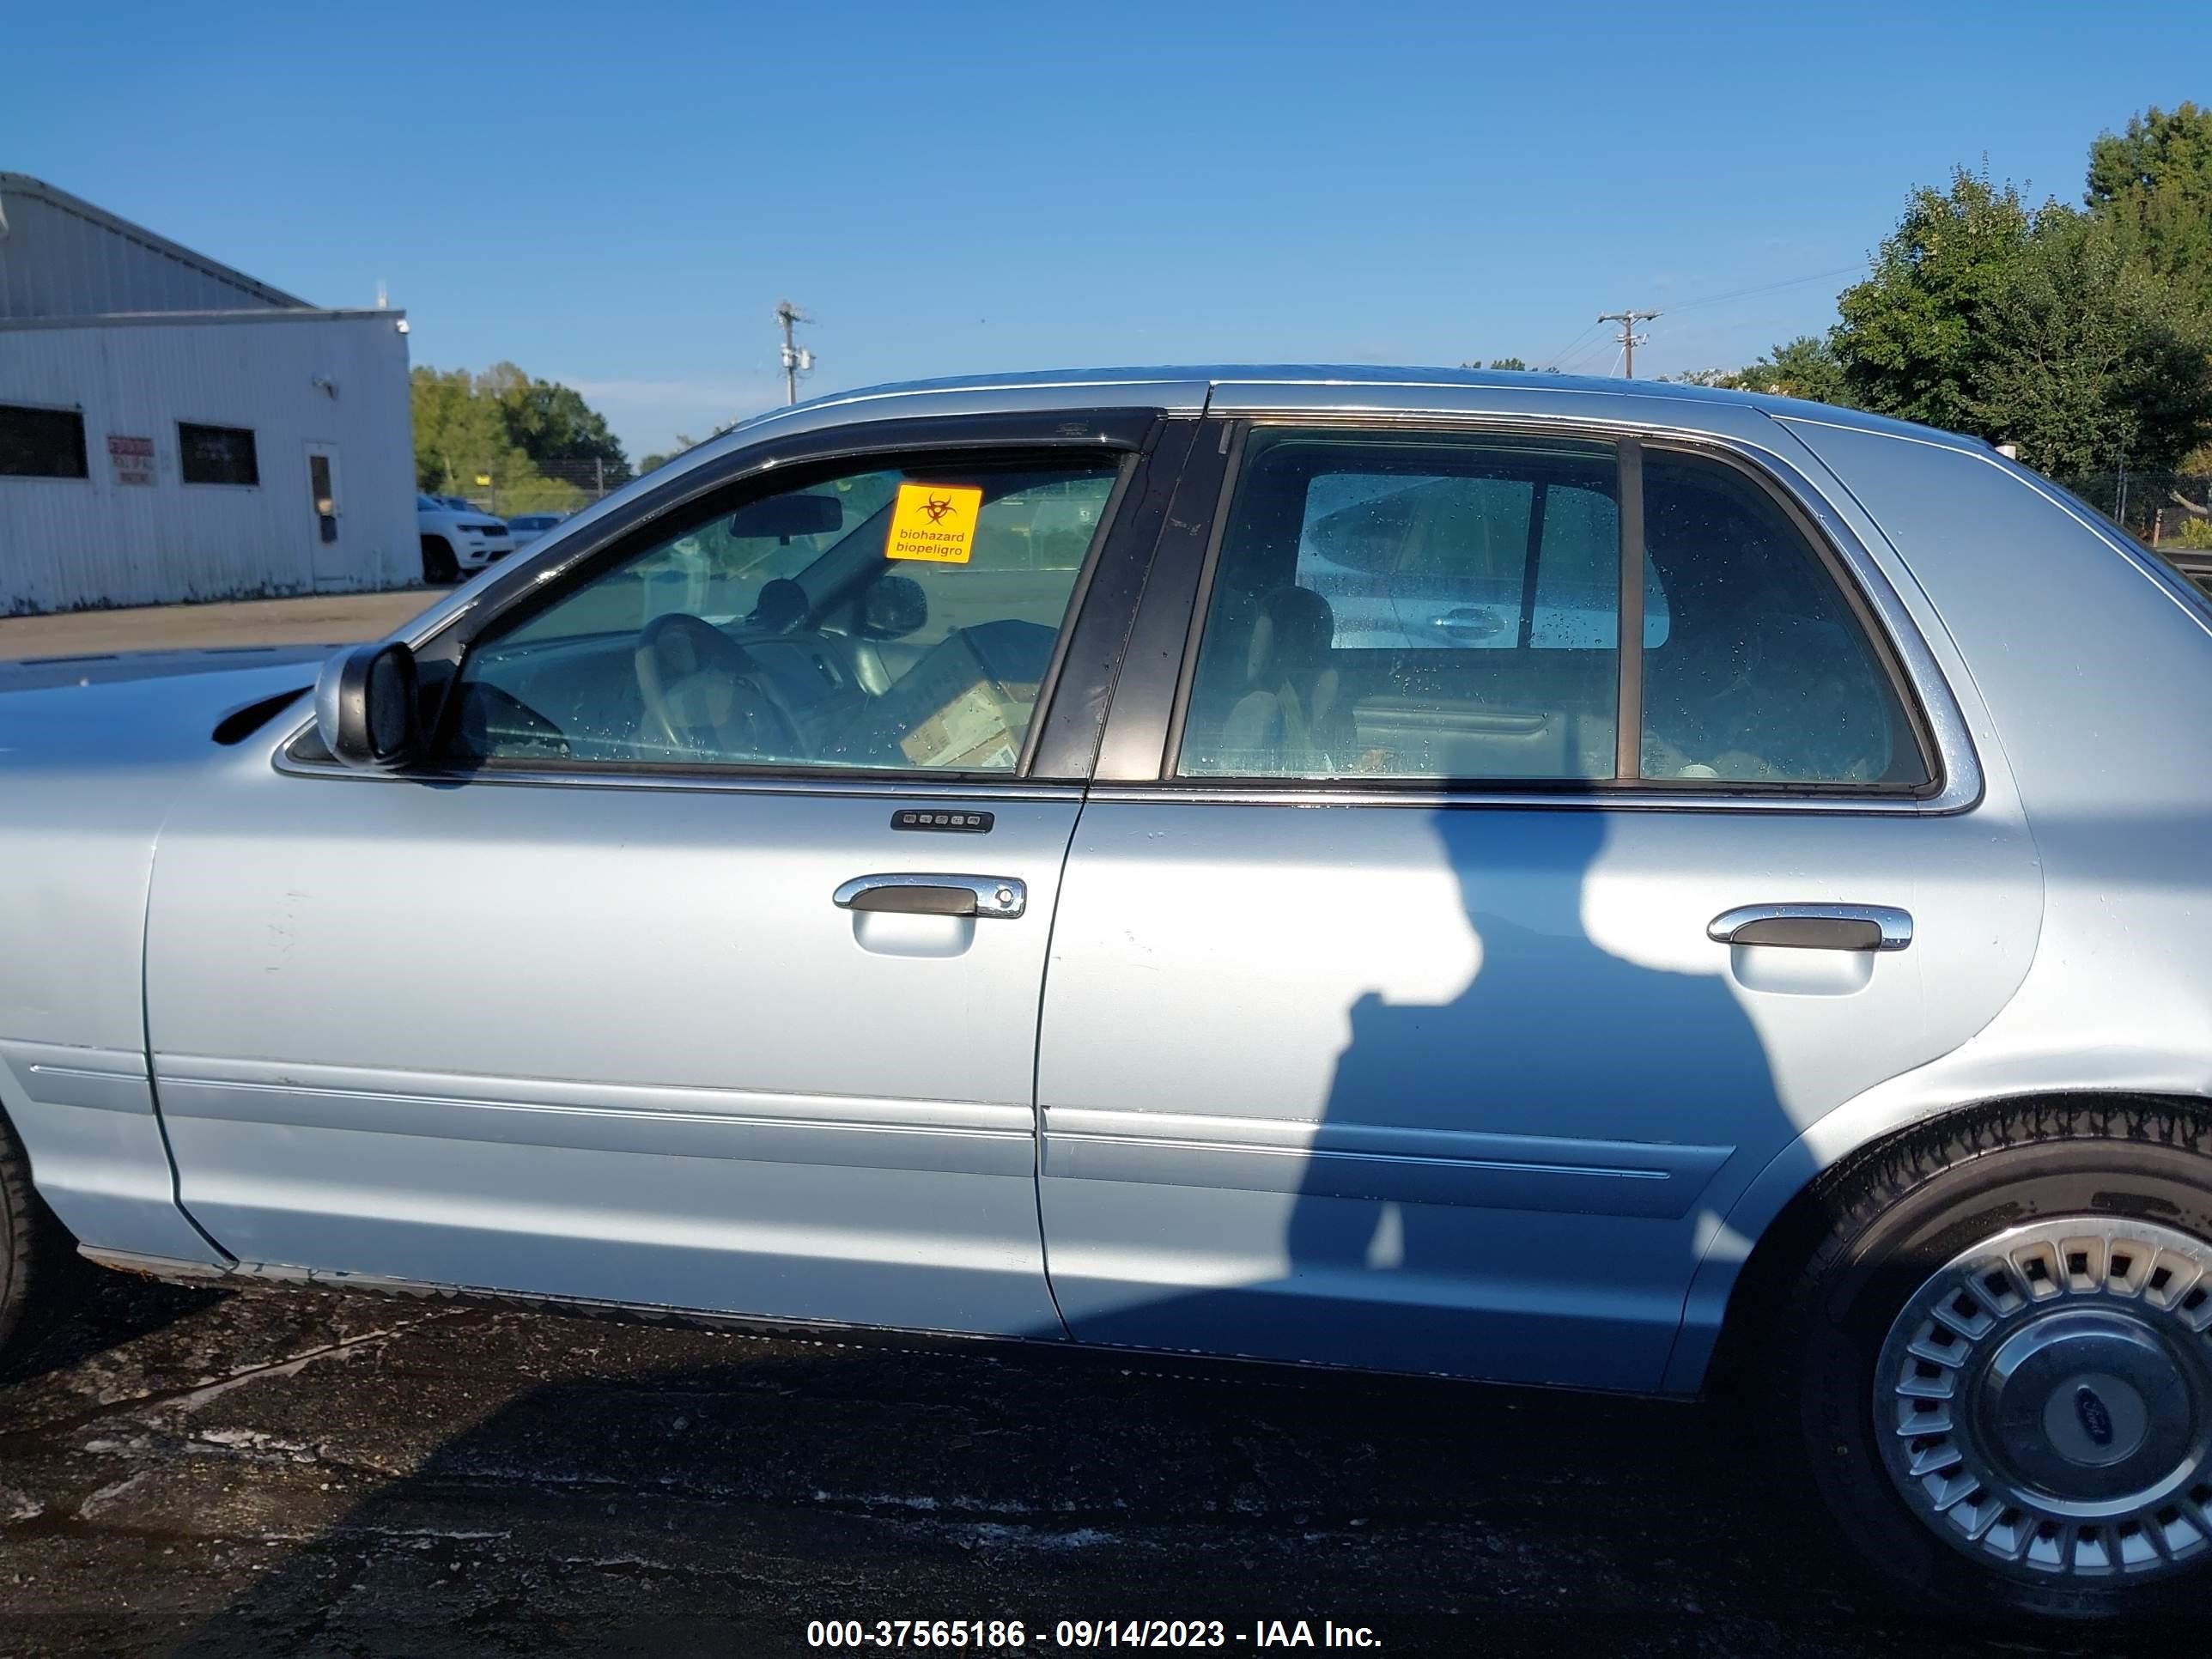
xmin=417 ymin=495 xmax=516 ymax=583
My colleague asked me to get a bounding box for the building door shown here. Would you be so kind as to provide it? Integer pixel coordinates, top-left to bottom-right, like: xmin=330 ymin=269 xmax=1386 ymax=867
xmin=305 ymin=441 xmax=345 ymax=586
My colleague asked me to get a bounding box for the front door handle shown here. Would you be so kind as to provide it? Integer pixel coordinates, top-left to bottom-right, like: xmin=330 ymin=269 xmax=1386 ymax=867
xmin=1708 ymin=902 xmax=1912 ymax=952
xmin=833 ymin=873 xmax=1027 ymax=920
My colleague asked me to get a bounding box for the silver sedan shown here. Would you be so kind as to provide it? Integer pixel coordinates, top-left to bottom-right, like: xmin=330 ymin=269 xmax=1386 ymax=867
xmin=3 ymin=366 xmax=2209 ymax=1626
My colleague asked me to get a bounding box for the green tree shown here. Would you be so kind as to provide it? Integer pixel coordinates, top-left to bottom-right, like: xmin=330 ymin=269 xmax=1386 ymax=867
xmin=1827 ymin=154 xmax=2212 ymax=471
xmin=1668 ymin=337 xmax=1851 ymax=404
xmin=410 ymin=366 xmax=529 ymax=495
xmin=1966 ymin=209 xmax=2212 ymax=474
xmin=411 ymin=363 xmax=634 ymax=513
xmin=2087 ymin=102 xmax=2212 ymax=296
xmin=479 ymin=362 xmax=629 ymax=475
xmin=1737 ymin=336 xmax=1850 ymax=404
xmin=1832 ymin=168 xmax=2045 ymax=433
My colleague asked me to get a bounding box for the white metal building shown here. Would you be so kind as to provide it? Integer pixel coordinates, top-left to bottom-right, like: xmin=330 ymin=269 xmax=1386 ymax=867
xmin=0 ymin=173 xmax=416 ymax=614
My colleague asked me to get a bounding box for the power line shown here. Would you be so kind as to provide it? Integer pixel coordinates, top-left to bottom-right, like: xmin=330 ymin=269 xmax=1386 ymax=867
xmin=1662 ymin=262 xmax=1868 ymax=314
xmin=1556 ymin=332 xmax=1620 ymax=376
xmin=1535 ymin=316 xmax=1607 ymax=371
xmin=1596 ymin=308 xmax=1662 ymax=379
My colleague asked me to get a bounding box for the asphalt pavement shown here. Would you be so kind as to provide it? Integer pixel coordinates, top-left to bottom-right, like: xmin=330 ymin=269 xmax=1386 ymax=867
xmin=0 ymin=1266 xmax=2143 ymax=1659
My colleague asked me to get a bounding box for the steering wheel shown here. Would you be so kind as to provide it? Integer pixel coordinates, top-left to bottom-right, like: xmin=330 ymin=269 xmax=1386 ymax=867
xmin=633 ymin=612 xmax=804 ymax=761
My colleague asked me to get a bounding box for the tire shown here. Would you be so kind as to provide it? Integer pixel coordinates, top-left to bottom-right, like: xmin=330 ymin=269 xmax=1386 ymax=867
xmin=421 ymin=535 xmax=459 ymax=584
xmin=0 ymin=1108 xmax=48 ymax=1360
xmin=1770 ymin=1099 xmax=2212 ymax=1624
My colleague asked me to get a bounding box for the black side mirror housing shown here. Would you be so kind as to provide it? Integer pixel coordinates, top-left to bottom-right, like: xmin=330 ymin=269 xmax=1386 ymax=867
xmin=315 ymin=640 xmax=420 ymax=769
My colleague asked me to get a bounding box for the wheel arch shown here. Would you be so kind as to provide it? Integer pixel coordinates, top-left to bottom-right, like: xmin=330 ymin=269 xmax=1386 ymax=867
xmin=1681 ymin=1089 xmax=2212 ymax=1397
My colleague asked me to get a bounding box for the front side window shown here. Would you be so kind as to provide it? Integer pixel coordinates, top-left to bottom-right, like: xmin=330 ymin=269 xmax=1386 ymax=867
xmin=447 ymin=454 xmax=1120 ymax=774
xmin=179 ymin=422 xmax=258 ymax=486
xmin=0 ymin=404 xmax=89 ymax=479
xmin=1176 ymin=428 xmax=1928 ymax=789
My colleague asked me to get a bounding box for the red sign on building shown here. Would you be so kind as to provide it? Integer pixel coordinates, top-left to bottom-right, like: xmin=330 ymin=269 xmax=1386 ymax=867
xmin=106 ymin=434 xmax=155 ymax=486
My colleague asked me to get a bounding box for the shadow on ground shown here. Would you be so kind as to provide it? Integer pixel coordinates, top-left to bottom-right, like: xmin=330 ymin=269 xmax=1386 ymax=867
xmin=0 ymin=1273 xmax=2145 ymax=1659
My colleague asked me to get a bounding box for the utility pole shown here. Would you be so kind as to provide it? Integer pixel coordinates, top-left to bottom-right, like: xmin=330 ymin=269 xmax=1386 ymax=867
xmin=1596 ymin=308 xmax=1662 ymax=379
xmin=775 ymin=300 xmax=815 ymax=405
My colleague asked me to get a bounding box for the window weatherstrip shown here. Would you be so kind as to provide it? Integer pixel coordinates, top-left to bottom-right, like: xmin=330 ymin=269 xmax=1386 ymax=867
xmin=1613 ymin=439 xmax=1645 ymax=781
xmin=1012 ymin=449 xmax=1139 ymax=777
xmin=1516 ymin=479 xmax=1547 ymax=651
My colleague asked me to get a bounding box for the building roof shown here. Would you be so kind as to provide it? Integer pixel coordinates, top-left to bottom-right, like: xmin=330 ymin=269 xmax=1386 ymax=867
xmin=0 ymin=307 xmax=403 ymax=333
xmin=0 ymin=173 xmax=307 ymax=317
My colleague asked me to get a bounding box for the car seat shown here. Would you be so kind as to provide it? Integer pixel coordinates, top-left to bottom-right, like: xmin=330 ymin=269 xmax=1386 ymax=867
xmin=1211 ymin=586 xmax=1348 ymax=775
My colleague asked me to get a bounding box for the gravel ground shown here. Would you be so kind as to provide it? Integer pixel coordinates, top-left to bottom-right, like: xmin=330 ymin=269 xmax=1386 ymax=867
xmin=0 ymin=1267 xmax=2145 ymax=1659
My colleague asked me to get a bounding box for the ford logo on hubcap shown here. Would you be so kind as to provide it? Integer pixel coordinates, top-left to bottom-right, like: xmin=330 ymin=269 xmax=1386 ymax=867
xmin=2075 ymin=1385 xmax=2116 ymax=1449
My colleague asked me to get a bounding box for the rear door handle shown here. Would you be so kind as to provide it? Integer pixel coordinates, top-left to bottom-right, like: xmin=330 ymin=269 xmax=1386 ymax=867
xmin=834 ymin=873 xmax=1027 ymax=919
xmin=1708 ymin=902 xmax=1912 ymax=952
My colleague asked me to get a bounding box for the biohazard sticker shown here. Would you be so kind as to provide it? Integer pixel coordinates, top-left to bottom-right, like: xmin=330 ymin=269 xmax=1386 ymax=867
xmin=884 ymin=483 xmax=982 ymax=563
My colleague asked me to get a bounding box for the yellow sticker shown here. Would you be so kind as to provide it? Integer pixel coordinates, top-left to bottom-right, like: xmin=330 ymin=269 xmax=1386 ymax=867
xmin=884 ymin=483 xmax=983 ymax=563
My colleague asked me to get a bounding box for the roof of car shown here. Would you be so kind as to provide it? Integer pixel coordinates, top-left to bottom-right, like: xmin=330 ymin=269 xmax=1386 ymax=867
xmin=738 ymin=364 xmax=1979 ymax=452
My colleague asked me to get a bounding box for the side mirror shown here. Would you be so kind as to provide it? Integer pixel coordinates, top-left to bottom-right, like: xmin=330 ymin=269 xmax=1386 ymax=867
xmin=725 ymin=492 xmax=843 ymax=541
xmin=314 ymin=640 xmax=420 ymax=769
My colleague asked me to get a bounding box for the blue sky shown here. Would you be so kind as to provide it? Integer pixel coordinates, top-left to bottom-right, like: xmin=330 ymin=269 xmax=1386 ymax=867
xmin=9 ymin=1 xmax=2203 ymax=457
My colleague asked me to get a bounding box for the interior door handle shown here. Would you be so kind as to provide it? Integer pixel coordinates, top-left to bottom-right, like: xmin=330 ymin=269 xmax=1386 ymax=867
xmin=1708 ymin=902 xmax=1912 ymax=952
xmin=833 ymin=874 xmax=1027 ymax=919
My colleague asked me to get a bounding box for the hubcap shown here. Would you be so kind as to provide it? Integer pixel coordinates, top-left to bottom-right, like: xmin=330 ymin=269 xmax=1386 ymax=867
xmin=1873 ymin=1218 xmax=2212 ymax=1581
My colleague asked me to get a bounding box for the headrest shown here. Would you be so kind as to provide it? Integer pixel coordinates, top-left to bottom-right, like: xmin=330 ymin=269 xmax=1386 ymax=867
xmin=1253 ymin=586 xmax=1335 ymax=679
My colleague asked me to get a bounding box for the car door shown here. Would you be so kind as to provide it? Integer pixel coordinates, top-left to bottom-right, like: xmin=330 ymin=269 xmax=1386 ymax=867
xmin=1036 ymin=413 xmax=2042 ymax=1390
xmin=144 ymin=412 xmax=1192 ymax=1338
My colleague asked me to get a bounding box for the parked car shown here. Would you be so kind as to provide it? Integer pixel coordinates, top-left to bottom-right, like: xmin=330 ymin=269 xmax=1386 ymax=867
xmin=416 ymin=493 xmax=514 ymax=583
xmin=4 ymin=367 xmax=2209 ymax=1626
xmin=506 ymin=512 xmax=568 ymax=548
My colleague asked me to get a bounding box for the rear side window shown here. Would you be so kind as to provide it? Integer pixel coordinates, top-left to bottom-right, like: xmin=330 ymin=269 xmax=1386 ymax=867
xmin=1640 ymin=453 xmax=1921 ymax=785
xmin=1176 ymin=428 xmax=1928 ymax=789
xmin=1181 ymin=432 xmax=1632 ymax=781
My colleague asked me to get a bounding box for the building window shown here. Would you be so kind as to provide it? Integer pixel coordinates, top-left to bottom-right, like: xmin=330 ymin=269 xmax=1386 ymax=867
xmin=0 ymin=404 xmax=90 ymax=479
xmin=179 ymin=422 xmax=259 ymax=486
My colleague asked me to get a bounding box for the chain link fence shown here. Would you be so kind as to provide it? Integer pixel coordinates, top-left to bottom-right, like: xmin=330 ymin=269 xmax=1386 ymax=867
xmin=431 ymin=456 xmax=638 ymax=520
xmin=2057 ymin=472 xmax=2212 ymax=550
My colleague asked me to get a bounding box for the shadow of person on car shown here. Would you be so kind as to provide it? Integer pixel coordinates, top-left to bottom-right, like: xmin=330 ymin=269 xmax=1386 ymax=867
xmin=1064 ymin=800 xmax=1790 ymax=1402
xmin=1274 ymin=803 xmax=1787 ymax=1387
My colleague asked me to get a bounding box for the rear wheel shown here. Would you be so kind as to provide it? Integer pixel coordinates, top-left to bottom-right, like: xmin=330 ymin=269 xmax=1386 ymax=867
xmin=1772 ymin=1101 xmax=2212 ymax=1623
xmin=421 ymin=535 xmax=459 ymax=584
xmin=0 ymin=1109 xmax=50 ymax=1360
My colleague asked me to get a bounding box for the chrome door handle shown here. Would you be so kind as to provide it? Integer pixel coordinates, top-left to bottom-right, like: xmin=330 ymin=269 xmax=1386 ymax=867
xmin=1431 ymin=607 xmax=1506 ymax=640
xmin=833 ymin=873 xmax=1027 ymax=920
xmin=1708 ymin=902 xmax=1911 ymax=952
